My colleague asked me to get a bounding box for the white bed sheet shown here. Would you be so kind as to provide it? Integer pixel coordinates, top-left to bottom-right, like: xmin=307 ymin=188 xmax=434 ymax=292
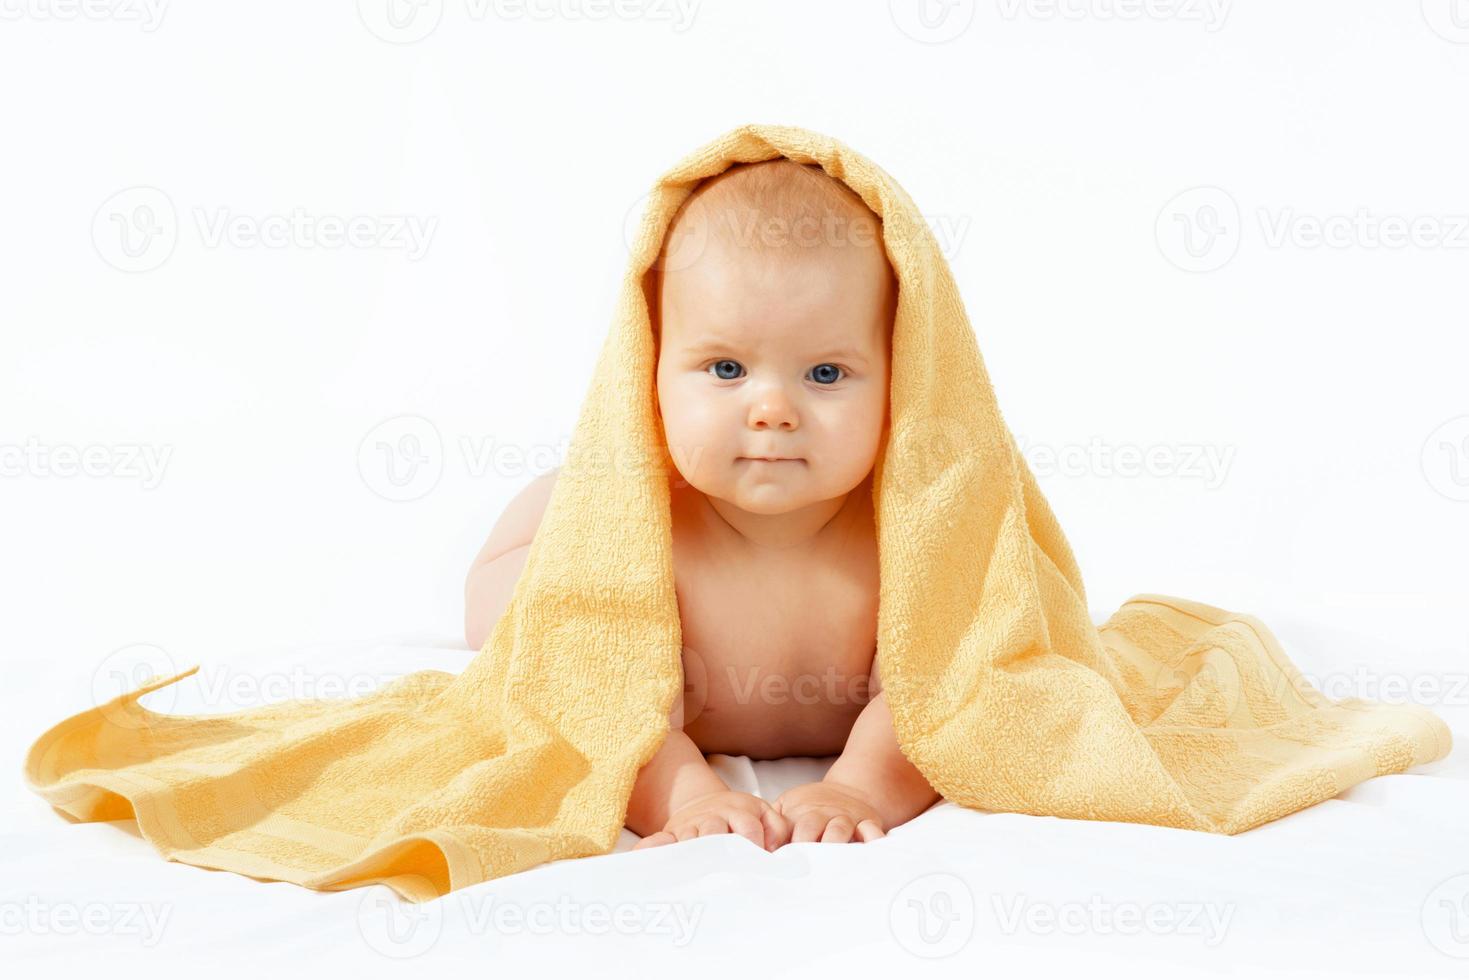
xmin=6 ymin=612 xmax=1468 ymax=979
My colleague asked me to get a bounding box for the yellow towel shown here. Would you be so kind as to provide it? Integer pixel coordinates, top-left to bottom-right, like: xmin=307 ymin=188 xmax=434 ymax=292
xmin=23 ymin=123 xmax=1453 ymax=904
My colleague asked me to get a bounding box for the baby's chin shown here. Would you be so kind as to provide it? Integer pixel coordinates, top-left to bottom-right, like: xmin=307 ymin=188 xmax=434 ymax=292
xmin=691 ymin=464 xmax=836 ymax=515
xmin=717 ymin=486 xmax=808 ymax=516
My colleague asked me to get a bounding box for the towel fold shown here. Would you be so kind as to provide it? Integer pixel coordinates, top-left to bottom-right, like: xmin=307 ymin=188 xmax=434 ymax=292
xmin=23 ymin=123 xmax=1452 ymax=903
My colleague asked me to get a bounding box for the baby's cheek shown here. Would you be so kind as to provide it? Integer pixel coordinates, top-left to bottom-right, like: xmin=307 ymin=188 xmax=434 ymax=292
xmin=662 ymin=412 xmax=731 ymax=483
xmin=820 ymin=398 xmax=884 ymax=449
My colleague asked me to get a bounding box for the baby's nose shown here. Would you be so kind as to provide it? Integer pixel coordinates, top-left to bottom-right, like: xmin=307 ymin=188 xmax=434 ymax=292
xmin=747 ymin=387 xmax=798 ymax=431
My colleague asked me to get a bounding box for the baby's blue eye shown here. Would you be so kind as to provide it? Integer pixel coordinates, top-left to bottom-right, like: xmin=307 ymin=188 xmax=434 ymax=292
xmin=808 ymin=363 xmax=843 ymax=385
xmin=708 ymin=359 xmax=744 ymax=380
xmin=703 ymin=360 xmax=845 ymax=384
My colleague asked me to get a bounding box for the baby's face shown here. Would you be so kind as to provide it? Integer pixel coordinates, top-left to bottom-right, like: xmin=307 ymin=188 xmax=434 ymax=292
xmin=654 ymin=222 xmax=894 ymax=516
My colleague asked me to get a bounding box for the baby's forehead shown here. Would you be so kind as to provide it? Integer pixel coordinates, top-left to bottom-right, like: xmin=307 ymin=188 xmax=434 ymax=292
xmin=661 ymin=251 xmax=893 ymax=360
xmin=662 ymin=167 xmax=894 ymax=295
xmin=653 ymin=160 xmax=896 ymax=352
xmin=678 ymin=160 xmax=885 ymax=258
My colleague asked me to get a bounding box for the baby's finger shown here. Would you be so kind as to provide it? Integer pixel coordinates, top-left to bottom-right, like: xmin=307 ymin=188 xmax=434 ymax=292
xmin=672 ymin=823 xmax=700 ymax=843
xmin=633 ymin=831 xmax=676 ymax=850
xmin=791 ymin=812 xmax=829 ymax=844
xmin=694 ymin=816 xmax=728 ymax=838
xmin=820 ymin=817 xmax=856 ymax=844
xmin=727 ymin=812 xmax=765 ymax=850
xmin=761 ymin=807 xmax=792 ymax=851
xmin=855 ymin=819 xmax=886 ymax=843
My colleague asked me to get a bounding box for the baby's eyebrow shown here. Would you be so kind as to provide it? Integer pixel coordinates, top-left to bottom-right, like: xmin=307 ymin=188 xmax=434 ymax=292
xmin=681 ymin=339 xmax=743 ymax=356
xmin=815 ymin=347 xmax=871 ymax=365
xmin=681 ymin=340 xmax=870 ymax=365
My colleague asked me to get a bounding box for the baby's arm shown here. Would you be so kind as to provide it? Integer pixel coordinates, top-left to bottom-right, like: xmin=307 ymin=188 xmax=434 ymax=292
xmin=821 ymin=688 xmax=940 ymax=828
xmin=624 ymin=726 xmax=728 ymax=834
xmin=463 ymin=468 xmax=560 ymax=650
xmin=774 ymin=667 xmax=940 ymax=842
xmin=628 ymin=678 xmax=791 ymax=851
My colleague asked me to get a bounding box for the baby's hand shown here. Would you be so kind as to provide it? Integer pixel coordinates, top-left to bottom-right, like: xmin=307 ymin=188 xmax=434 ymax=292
xmin=773 ymin=781 xmax=887 ymax=844
xmin=632 ymin=789 xmax=791 ymax=852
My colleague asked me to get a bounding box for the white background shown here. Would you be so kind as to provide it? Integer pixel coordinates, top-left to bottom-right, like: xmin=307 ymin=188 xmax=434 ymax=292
xmin=4 ymin=2 xmax=1469 ymax=976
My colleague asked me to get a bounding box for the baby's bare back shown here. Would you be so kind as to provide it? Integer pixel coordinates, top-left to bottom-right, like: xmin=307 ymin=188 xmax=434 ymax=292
xmin=668 ymin=476 xmax=881 ymax=760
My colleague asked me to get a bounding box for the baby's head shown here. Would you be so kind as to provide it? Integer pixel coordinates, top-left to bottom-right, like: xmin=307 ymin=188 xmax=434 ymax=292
xmin=649 ymin=160 xmax=896 ymax=516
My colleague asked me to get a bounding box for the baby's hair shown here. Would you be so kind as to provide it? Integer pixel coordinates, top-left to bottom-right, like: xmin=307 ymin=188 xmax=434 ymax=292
xmin=663 ymin=159 xmax=884 ymax=263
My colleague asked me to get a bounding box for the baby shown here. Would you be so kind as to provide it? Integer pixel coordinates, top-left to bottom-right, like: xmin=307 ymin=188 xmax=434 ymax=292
xmin=464 ymin=160 xmax=939 ymax=853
